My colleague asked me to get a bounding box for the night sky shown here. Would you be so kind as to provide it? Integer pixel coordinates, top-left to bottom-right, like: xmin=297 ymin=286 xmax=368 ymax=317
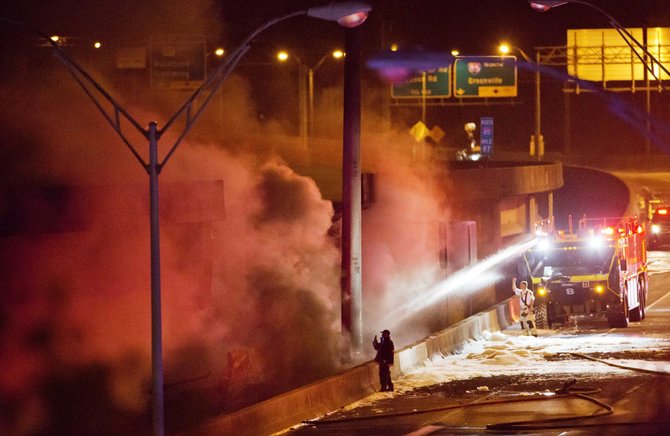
xmin=3 ymin=1 xmax=669 ymax=59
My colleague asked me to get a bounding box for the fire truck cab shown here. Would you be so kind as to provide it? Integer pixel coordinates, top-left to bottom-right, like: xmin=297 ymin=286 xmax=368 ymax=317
xmin=522 ymin=216 xmax=648 ymax=329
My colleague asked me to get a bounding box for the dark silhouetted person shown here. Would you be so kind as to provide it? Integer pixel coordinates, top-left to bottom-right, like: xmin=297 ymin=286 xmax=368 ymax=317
xmin=372 ymin=329 xmax=394 ymax=392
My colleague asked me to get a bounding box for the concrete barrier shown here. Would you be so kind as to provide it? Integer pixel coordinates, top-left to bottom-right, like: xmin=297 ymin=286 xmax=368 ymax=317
xmin=189 ymin=297 xmax=521 ymax=436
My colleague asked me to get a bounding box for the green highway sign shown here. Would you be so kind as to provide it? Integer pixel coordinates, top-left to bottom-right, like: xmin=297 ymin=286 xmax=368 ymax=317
xmin=150 ymin=35 xmax=206 ymax=91
xmin=454 ymin=56 xmax=517 ymax=98
xmin=391 ymin=67 xmax=451 ymax=98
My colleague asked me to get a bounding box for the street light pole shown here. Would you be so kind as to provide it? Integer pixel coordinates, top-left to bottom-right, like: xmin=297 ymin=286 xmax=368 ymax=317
xmin=500 ymin=44 xmax=543 ymax=161
xmin=308 ymin=50 xmax=344 ymax=141
xmin=147 ymin=121 xmax=164 ymax=432
xmin=342 ymin=25 xmax=363 ymax=358
xmin=1 ymin=3 xmax=371 ymax=435
xmin=278 ymin=49 xmax=343 ymax=147
xmin=276 ymin=51 xmax=309 ymax=148
xmin=299 ymin=63 xmax=309 ymax=148
xmin=534 ymin=50 xmax=542 ymax=161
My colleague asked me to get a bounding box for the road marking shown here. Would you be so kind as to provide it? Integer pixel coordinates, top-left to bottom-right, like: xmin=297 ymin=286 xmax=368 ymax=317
xmin=647 ymin=287 xmax=670 ymax=310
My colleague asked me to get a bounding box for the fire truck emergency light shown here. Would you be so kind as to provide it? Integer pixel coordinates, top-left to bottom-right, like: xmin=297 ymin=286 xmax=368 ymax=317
xmin=601 ymin=227 xmax=615 ymax=236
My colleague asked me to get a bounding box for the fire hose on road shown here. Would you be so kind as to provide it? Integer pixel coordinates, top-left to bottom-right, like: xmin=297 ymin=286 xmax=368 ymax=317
xmin=302 ymin=379 xmax=613 ymax=431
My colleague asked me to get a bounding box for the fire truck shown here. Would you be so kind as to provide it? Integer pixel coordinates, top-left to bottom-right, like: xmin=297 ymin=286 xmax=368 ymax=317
xmin=521 ymin=215 xmax=648 ymax=329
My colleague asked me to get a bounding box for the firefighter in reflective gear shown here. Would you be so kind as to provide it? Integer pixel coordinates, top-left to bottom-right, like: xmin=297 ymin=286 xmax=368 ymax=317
xmin=513 ymin=278 xmax=538 ymax=337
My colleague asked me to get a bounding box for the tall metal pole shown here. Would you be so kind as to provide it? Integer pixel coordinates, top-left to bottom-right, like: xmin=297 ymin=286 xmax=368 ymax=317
xmin=644 ymin=29 xmax=651 ymax=155
xmin=341 ymin=25 xmax=362 ymax=358
xmin=147 ymin=121 xmax=164 ymax=436
xmin=299 ymin=64 xmax=309 ymax=148
xmin=421 ymin=71 xmax=427 ymax=124
xmin=308 ymin=67 xmax=315 ymax=141
xmin=534 ymin=50 xmax=542 ymax=161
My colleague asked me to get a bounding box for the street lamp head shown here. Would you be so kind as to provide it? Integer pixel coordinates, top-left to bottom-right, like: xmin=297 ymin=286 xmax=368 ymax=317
xmin=498 ymin=43 xmax=511 ymax=55
xmin=277 ymin=50 xmax=289 ymax=62
xmin=528 ymin=1 xmax=569 ymax=12
xmin=332 ymin=49 xmax=344 ymax=59
xmin=306 ymin=2 xmax=372 ymax=27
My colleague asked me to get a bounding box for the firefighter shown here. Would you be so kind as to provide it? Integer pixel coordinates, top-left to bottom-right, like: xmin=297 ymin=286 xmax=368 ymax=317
xmin=372 ymin=329 xmax=395 ymax=392
xmin=512 ymin=278 xmax=538 ymax=337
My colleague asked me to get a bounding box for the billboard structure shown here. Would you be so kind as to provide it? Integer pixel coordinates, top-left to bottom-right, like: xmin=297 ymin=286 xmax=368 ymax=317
xmin=566 ymin=28 xmax=670 ymax=84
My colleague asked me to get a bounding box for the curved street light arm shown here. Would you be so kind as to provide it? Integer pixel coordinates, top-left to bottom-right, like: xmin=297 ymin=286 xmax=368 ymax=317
xmin=160 ymin=10 xmax=306 ymax=135
xmin=53 ymin=52 xmax=149 ymax=166
xmin=0 ymin=17 xmax=149 ymax=165
xmin=160 ymin=44 xmax=251 ymax=166
xmin=515 ymin=48 xmax=534 ymax=64
xmin=3 ymin=2 xmax=371 ymax=168
xmin=609 ymin=25 xmax=666 ymax=89
xmin=312 ymin=52 xmax=334 ymax=72
xmin=160 ymin=1 xmax=370 ymax=140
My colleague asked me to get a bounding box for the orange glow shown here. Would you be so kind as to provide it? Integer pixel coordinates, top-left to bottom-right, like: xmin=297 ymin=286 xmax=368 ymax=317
xmin=277 ymin=51 xmax=289 ymax=62
xmin=657 ymin=208 xmax=668 ymax=215
xmin=601 ymin=226 xmax=615 ymax=236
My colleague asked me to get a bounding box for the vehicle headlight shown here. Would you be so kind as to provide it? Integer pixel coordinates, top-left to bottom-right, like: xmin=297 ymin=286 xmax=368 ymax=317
xmin=595 ymin=285 xmax=604 ymax=294
xmin=652 ymin=224 xmax=661 ymax=234
xmin=589 ymin=236 xmax=604 ymax=248
xmin=537 ymin=287 xmax=547 ymax=296
xmin=537 ymin=238 xmax=552 ymax=251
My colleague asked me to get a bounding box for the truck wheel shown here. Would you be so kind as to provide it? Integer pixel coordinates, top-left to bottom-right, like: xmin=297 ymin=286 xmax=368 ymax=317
xmin=534 ymin=302 xmax=550 ymax=329
xmin=607 ymin=298 xmax=629 ymax=328
xmin=629 ymin=276 xmax=647 ymax=321
xmin=629 ymin=304 xmax=641 ymax=322
xmin=629 ymin=277 xmax=647 ymax=322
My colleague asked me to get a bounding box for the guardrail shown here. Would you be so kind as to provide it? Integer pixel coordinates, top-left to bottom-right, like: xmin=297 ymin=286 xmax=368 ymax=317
xmin=188 ymin=296 xmax=521 ymax=436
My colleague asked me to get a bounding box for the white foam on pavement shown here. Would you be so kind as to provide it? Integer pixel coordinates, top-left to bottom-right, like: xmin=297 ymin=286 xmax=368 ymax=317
xmin=383 ymin=330 xmax=670 ymax=395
